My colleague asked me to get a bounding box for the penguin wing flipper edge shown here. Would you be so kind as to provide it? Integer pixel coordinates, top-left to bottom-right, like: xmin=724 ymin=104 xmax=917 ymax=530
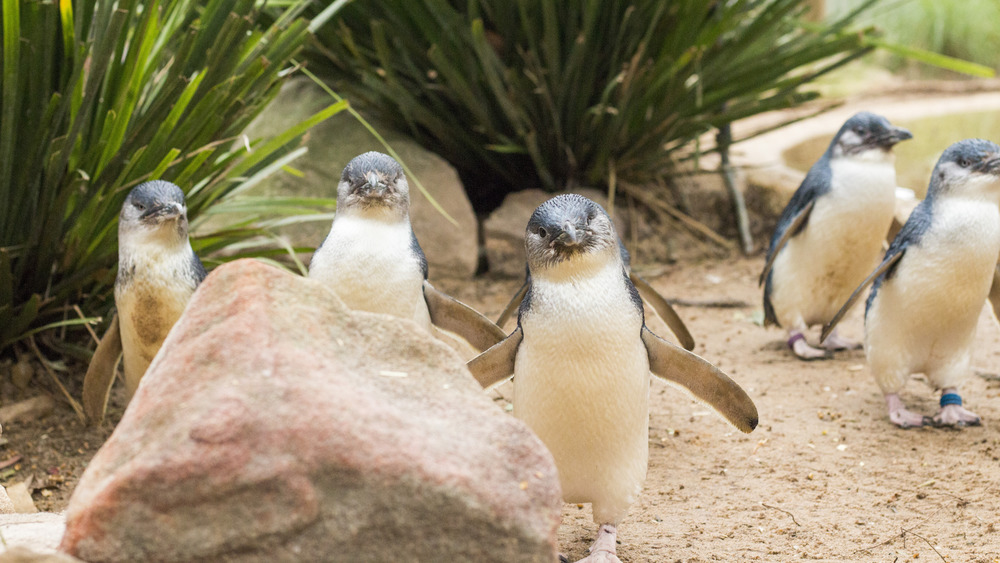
xmin=630 ymin=272 xmax=695 ymax=351
xmin=642 ymin=327 xmax=758 ymax=433
xmin=83 ymin=313 xmax=123 ymax=425
xmin=820 ymin=249 xmax=906 ymax=344
xmin=467 ymin=327 xmax=522 ymax=390
xmin=496 ymin=281 xmax=529 ymax=328
xmin=423 ymin=280 xmax=506 ymax=352
xmin=759 ymin=199 xmax=815 ymax=287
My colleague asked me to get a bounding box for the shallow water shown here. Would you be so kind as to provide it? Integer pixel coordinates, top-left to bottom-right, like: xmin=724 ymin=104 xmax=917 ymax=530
xmin=782 ymin=110 xmax=1000 ymax=197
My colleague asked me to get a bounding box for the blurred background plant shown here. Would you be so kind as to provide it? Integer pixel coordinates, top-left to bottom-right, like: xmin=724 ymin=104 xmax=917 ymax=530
xmin=0 ymin=0 xmax=344 ymax=356
xmin=830 ymin=0 xmax=1000 ymax=73
xmin=307 ymin=0 xmax=889 ymax=265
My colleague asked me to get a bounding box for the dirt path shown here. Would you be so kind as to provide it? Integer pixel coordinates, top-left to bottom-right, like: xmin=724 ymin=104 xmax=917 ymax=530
xmin=443 ymin=256 xmax=1000 ymax=562
xmin=4 ymin=255 xmax=999 ymax=561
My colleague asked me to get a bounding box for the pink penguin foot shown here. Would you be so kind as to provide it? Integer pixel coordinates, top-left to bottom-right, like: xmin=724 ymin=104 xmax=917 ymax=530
xmin=932 ymin=393 xmax=981 ymax=427
xmin=820 ymin=329 xmax=862 ymax=351
xmin=573 ymin=525 xmax=622 ymax=563
xmin=886 ymin=393 xmax=930 ymax=429
xmin=788 ymin=333 xmax=830 ymax=361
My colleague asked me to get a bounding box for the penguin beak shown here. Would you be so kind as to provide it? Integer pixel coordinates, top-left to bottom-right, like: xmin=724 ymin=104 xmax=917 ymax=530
xmin=361 ymin=172 xmax=388 ymax=195
xmin=979 ymin=153 xmax=1000 ymax=175
xmin=553 ymin=220 xmax=588 ymax=247
xmin=141 ymin=202 xmax=184 ymax=222
xmin=875 ymin=126 xmax=912 ymax=147
xmin=886 ymin=126 xmax=913 ymax=144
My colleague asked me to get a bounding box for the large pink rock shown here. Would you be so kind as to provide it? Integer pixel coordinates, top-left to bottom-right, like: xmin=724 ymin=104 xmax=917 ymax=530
xmin=60 ymin=260 xmax=560 ymax=562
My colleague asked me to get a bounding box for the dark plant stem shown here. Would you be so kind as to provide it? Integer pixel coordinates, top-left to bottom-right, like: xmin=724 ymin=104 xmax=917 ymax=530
xmin=717 ymin=123 xmax=753 ymax=255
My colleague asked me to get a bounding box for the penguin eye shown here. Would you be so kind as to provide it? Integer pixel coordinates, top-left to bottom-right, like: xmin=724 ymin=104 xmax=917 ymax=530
xmin=853 ymin=126 xmax=865 ymax=136
xmin=958 ymin=157 xmax=972 ymax=168
xmin=134 ymin=202 xmax=146 ymax=211
xmin=537 ymin=227 xmax=548 ymax=238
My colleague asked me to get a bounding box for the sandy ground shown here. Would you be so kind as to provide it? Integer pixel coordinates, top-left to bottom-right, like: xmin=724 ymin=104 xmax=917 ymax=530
xmin=440 ymin=256 xmax=1000 ymax=563
xmin=3 ymin=254 xmax=999 ymax=562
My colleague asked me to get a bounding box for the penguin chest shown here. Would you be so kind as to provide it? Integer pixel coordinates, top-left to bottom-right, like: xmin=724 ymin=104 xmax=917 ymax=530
xmin=870 ymin=200 xmax=1000 ymax=360
xmin=115 ymin=248 xmax=198 ymax=388
xmin=514 ymin=270 xmax=649 ymax=517
xmin=772 ymin=159 xmax=897 ymax=325
xmin=310 ymin=217 xmax=428 ymax=326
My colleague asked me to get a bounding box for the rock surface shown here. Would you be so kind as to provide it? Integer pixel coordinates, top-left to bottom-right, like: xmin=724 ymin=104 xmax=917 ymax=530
xmin=60 ymin=259 xmax=561 ymax=563
xmin=0 ymin=513 xmax=66 ymax=554
xmin=0 ymin=547 xmax=82 ymax=563
xmin=242 ymin=79 xmax=478 ymax=277
xmin=0 ymin=485 xmax=13 ymax=514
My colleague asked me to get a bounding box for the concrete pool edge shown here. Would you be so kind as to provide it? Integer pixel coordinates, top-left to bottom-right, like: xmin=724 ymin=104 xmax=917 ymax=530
xmin=731 ymin=88 xmax=1000 ymax=220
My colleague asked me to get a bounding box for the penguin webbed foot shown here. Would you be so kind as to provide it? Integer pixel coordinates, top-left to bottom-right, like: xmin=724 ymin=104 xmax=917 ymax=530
xmin=886 ymin=393 xmax=931 ymax=428
xmin=788 ymin=333 xmax=831 ymax=361
xmin=932 ymin=404 xmax=981 ymax=428
xmin=571 ymin=524 xmax=622 ymax=563
xmin=819 ymin=329 xmax=862 ymax=352
xmin=889 ymin=409 xmax=932 ymax=429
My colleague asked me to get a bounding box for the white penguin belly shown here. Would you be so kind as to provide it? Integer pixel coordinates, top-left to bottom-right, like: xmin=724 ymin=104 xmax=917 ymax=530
xmin=309 ymin=216 xmax=430 ymax=330
xmin=867 ymin=200 xmax=1000 ymax=383
xmin=514 ymin=265 xmax=649 ymax=524
xmin=771 ymin=158 xmax=896 ymax=327
xmin=116 ymin=248 xmax=198 ymax=396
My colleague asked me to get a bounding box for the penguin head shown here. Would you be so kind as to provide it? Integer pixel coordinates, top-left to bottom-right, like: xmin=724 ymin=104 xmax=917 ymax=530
xmin=525 ymin=194 xmax=620 ymax=273
xmin=119 ymin=180 xmax=191 ymax=244
xmin=830 ymin=112 xmax=912 ymax=159
xmin=928 ymin=138 xmax=1000 ymax=201
xmin=337 ymin=152 xmax=409 ymax=218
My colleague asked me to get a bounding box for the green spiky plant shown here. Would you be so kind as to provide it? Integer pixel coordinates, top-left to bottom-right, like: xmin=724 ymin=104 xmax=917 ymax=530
xmin=0 ymin=0 xmax=345 ymax=354
xmin=308 ymin=0 xmax=884 ymax=202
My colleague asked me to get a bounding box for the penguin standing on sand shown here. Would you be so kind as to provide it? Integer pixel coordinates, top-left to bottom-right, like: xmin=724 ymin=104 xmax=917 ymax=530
xmin=823 ymin=139 xmax=1000 ymax=428
xmin=761 ymin=112 xmax=912 ymax=360
xmin=468 ymin=194 xmax=757 ymax=562
xmin=309 ymin=152 xmax=505 ymax=353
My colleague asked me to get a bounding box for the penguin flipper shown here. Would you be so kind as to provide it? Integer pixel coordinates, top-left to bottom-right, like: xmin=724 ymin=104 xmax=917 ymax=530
xmin=759 ymin=199 xmax=815 ymax=287
xmin=630 ymin=272 xmax=695 ymax=351
xmin=83 ymin=313 xmax=123 ymax=425
xmin=467 ymin=327 xmax=522 ymax=389
xmin=423 ymin=280 xmax=506 ymax=352
xmin=642 ymin=327 xmax=758 ymax=433
xmin=820 ymin=249 xmax=906 ymax=343
xmin=989 ymin=264 xmax=1000 ymax=326
xmin=496 ymin=281 xmax=529 ymax=328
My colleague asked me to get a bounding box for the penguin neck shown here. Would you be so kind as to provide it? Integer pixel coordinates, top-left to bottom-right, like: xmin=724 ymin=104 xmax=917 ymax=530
xmin=837 ymin=147 xmax=895 ymax=165
xmin=335 ymin=203 xmax=409 ymax=225
xmin=532 ymin=248 xmax=623 ymax=285
xmin=931 ymin=176 xmax=1000 ymax=207
xmin=119 ymin=222 xmax=192 ymax=264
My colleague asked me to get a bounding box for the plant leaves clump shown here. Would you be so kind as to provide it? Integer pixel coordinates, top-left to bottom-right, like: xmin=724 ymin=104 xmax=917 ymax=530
xmin=0 ymin=0 xmax=343 ymax=350
xmin=308 ymin=0 xmax=880 ymax=198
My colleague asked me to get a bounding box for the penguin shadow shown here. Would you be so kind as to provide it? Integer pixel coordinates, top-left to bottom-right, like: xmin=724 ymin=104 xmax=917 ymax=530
xmin=758 ymin=339 xmax=865 ymax=362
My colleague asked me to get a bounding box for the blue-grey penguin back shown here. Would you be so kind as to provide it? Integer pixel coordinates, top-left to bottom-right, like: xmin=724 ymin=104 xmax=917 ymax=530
xmin=865 ymin=200 xmax=932 ymax=316
xmin=761 ymin=157 xmax=833 ymax=327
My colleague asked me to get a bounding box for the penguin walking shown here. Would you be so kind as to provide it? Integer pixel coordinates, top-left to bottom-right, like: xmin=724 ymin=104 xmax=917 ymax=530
xmin=823 ymin=139 xmax=1000 ymax=428
xmin=761 ymin=112 xmax=912 ymax=360
xmin=309 ymin=152 xmax=505 ymax=353
xmin=468 ymin=194 xmax=757 ymax=562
